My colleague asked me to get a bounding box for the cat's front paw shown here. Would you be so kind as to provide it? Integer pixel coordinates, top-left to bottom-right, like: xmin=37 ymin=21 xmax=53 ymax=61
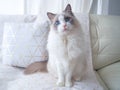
xmin=65 ymin=81 xmax=73 ymax=87
xmin=56 ymin=81 xmax=65 ymax=87
xmin=74 ymin=77 xmax=82 ymax=82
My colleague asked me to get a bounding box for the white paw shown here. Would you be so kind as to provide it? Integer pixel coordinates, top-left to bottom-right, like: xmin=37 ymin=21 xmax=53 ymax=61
xmin=65 ymin=81 xmax=72 ymax=87
xmin=74 ymin=77 xmax=82 ymax=82
xmin=56 ymin=81 xmax=65 ymax=87
xmin=75 ymin=78 xmax=81 ymax=82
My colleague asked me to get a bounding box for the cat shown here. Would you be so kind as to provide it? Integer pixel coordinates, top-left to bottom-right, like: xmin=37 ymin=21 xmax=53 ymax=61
xmin=47 ymin=4 xmax=86 ymax=87
xmin=24 ymin=4 xmax=86 ymax=87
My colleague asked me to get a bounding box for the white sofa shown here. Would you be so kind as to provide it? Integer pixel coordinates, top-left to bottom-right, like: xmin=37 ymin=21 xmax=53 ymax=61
xmin=90 ymin=15 xmax=120 ymax=90
xmin=0 ymin=15 xmax=120 ymax=90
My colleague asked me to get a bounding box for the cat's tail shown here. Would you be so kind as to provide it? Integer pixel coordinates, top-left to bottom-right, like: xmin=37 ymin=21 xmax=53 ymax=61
xmin=24 ymin=61 xmax=48 ymax=75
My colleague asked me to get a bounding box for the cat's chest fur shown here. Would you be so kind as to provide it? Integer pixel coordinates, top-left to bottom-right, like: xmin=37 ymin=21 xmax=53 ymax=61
xmin=47 ymin=29 xmax=83 ymax=60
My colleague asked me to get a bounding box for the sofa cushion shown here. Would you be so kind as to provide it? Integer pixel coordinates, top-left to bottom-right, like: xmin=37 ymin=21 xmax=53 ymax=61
xmin=2 ymin=22 xmax=49 ymax=67
xmin=98 ymin=62 xmax=120 ymax=90
xmin=95 ymin=71 xmax=108 ymax=90
xmin=0 ymin=15 xmax=36 ymax=61
xmin=90 ymin=15 xmax=120 ymax=69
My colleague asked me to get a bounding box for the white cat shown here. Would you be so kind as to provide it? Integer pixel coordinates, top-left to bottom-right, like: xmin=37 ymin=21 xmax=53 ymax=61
xmin=47 ymin=4 xmax=86 ymax=87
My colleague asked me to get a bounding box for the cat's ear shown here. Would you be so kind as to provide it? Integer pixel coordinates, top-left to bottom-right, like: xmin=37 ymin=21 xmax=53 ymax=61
xmin=47 ymin=12 xmax=56 ymax=21
xmin=64 ymin=4 xmax=74 ymax=16
xmin=65 ymin=4 xmax=72 ymax=12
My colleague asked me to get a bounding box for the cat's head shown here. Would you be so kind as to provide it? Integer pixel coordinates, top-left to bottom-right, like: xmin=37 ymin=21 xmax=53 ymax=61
xmin=47 ymin=4 xmax=78 ymax=35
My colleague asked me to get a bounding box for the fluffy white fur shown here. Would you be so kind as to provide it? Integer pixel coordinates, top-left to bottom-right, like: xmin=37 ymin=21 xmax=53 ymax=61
xmin=47 ymin=4 xmax=86 ymax=87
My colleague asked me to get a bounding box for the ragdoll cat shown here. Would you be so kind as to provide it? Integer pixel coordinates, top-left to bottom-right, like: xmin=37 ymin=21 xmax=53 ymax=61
xmin=47 ymin=4 xmax=86 ymax=87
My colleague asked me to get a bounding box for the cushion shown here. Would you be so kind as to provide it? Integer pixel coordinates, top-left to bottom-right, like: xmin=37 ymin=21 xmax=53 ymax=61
xmin=0 ymin=15 xmax=36 ymax=61
xmin=2 ymin=21 xmax=49 ymax=67
xmin=90 ymin=15 xmax=120 ymax=69
xmin=95 ymin=71 xmax=108 ymax=90
xmin=98 ymin=62 xmax=120 ymax=90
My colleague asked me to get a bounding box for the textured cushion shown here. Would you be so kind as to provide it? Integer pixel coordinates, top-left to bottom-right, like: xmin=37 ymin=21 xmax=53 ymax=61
xmin=98 ymin=62 xmax=120 ymax=90
xmin=95 ymin=71 xmax=108 ymax=90
xmin=0 ymin=15 xmax=36 ymax=61
xmin=2 ymin=22 xmax=49 ymax=67
xmin=90 ymin=15 xmax=120 ymax=69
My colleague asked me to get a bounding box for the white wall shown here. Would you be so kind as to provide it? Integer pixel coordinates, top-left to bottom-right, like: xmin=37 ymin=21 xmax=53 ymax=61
xmin=109 ymin=0 xmax=120 ymax=15
xmin=90 ymin=0 xmax=120 ymax=16
xmin=0 ymin=0 xmax=24 ymax=15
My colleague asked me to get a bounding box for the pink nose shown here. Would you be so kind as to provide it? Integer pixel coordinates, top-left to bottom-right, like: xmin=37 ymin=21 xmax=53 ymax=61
xmin=64 ymin=24 xmax=67 ymax=29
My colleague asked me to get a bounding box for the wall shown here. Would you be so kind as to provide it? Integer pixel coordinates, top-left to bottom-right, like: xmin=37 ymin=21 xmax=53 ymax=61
xmin=109 ymin=0 xmax=120 ymax=15
xmin=90 ymin=0 xmax=120 ymax=16
xmin=90 ymin=0 xmax=98 ymax=14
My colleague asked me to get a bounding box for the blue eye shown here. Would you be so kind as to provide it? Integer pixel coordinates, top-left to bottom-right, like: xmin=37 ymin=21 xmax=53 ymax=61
xmin=55 ymin=20 xmax=60 ymax=25
xmin=65 ymin=17 xmax=70 ymax=22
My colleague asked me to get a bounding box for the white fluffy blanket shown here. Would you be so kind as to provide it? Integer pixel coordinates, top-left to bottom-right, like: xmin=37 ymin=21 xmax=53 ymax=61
xmin=0 ymin=14 xmax=103 ymax=90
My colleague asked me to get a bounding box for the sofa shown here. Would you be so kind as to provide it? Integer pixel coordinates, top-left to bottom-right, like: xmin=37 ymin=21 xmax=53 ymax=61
xmin=0 ymin=14 xmax=120 ymax=90
xmin=90 ymin=15 xmax=120 ymax=90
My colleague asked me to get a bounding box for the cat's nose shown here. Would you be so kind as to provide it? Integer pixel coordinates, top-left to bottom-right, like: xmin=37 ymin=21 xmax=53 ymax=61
xmin=64 ymin=24 xmax=67 ymax=29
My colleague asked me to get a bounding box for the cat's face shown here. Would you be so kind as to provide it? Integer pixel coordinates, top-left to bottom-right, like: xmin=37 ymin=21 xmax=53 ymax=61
xmin=47 ymin=4 xmax=77 ymax=35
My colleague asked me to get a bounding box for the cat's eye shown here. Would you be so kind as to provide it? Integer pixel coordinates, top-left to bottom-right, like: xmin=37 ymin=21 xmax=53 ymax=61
xmin=65 ymin=17 xmax=71 ymax=22
xmin=55 ymin=20 xmax=60 ymax=25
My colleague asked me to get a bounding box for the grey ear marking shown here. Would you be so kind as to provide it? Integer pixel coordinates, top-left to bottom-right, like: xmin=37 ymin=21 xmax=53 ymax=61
xmin=65 ymin=4 xmax=72 ymax=12
xmin=64 ymin=4 xmax=74 ymax=16
xmin=47 ymin=12 xmax=56 ymax=21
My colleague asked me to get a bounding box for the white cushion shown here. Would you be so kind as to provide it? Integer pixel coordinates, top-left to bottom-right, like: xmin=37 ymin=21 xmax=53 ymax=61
xmin=2 ymin=21 xmax=49 ymax=67
xmin=98 ymin=62 xmax=120 ymax=90
xmin=90 ymin=15 xmax=120 ymax=69
xmin=0 ymin=15 xmax=36 ymax=60
xmin=95 ymin=71 xmax=108 ymax=90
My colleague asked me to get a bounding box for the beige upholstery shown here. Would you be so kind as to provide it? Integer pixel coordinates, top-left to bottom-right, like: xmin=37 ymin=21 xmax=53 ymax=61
xmin=98 ymin=62 xmax=120 ymax=90
xmin=95 ymin=71 xmax=108 ymax=90
xmin=90 ymin=15 xmax=120 ymax=90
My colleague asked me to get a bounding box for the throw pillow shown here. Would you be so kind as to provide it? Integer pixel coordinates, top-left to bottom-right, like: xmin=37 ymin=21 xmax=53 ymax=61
xmin=2 ymin=21 xmax=49 ymax=67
